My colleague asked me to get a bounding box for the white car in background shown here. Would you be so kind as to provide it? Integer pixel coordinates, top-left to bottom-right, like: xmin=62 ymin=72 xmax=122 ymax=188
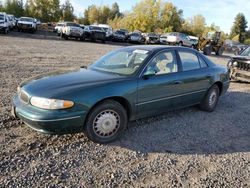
xmin=98 ymin=24 xmax=113 ymax=40
xmin=17 ymin=17 xmax=37 ymax=33
xmin=54 ymin=22 xmax=64 ymax=36
xmin=0 ymin=12 xmax=10 ymax=34
xmin=159 ymin=33 xmax=170 ymax=44
xmin=61 ymin=22 xmax=85 ymax=40
xmin=7 ymin=14 xmax=15 ymax=29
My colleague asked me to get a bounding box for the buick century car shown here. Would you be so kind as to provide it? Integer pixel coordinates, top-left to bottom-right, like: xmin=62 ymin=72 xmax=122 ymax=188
xmin=228 ymin=46 xmax=250 ymax=82
xmin=12 ymin=46 xmax=230 ymax=143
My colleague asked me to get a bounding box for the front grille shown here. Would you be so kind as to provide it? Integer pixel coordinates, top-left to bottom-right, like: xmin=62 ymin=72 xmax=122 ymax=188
xmin=19 ymin=90 xmax=29 ymax=104
xmin=237 ymin=61 xmax=250 ymax=71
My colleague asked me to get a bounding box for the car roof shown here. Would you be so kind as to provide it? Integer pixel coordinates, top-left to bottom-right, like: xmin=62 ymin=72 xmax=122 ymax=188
xmin=121 ymin=45 xmax=196 ymax=53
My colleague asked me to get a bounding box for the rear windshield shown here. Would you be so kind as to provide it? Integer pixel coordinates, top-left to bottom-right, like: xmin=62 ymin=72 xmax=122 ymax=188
xmin=0 ymin=15 xmax=4 ymax=20
xmin=20 ymin=17 xmax=34 ymax=22
xmin=57 ymin=23 xmax=64 ymax=26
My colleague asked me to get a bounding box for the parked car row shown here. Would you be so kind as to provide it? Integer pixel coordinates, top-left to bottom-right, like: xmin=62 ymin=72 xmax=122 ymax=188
xmin=53 ymin=22 xmax=199 ymax=48
xmin=0 ymin=12 xmax=40 ymax=34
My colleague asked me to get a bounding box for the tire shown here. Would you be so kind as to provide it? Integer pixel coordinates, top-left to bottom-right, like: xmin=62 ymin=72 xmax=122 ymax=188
xmin=203 ymin=45 xmax=212 ymax=55
xmin=85 ymin=100 xmax=127 ymax=143
xmin=4 ymin=27 xmax=8 ymax=34
xmin=178 ymin=41 xmax=183 ymax=46
xmin=80 ymin=36 xmax=85 ymax=41
xmin=215 ymin=47 xmax=224 ymax=56
xmin=102 ymin=39 xmax=106 ymax=43
xmin=200 ymin=84 xmax=220 ymax=112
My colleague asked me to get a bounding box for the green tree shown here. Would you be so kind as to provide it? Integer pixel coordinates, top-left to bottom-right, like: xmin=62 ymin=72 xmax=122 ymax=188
xmin=110 ymin=2 xmax=121 ymax=20
xmin=25 ymin=0 xmax=61 ymax=22
xmin=61 ymin=0 xmax=75 ymax=21
xmin=230 ymin=13 xmax=248 ymax=43
xmin=4 ymin=0 xmax=24 ymax=17
xmin=161 ymin=2 xmax=183 ymax=32
xmin=87 ymin=5 xmax=99 ymax=24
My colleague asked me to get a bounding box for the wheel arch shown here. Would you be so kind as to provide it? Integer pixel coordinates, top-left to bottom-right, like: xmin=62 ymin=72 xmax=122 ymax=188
xmin=213 ymin=81 xmax=223 ymax=95
xmin=84 ymin=96 xmax=132 ymax=126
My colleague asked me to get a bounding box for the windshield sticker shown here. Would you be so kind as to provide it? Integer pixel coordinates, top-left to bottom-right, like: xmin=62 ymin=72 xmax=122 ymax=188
xmin=133 ymin=50 xmax=149 ymax=54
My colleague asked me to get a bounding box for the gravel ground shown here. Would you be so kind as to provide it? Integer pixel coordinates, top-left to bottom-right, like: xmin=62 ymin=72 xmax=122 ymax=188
xmin=0 ymin=33 xmax=250 ymax=188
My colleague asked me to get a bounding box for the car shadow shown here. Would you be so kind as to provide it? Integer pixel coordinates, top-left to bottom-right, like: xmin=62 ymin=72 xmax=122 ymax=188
xmin=110 ymin=90 xmax=250 ymax=155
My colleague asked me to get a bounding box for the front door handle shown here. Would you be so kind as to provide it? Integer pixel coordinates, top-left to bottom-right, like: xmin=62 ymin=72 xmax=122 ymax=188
xmin=174 ymin=80 xmax=183 ymax=85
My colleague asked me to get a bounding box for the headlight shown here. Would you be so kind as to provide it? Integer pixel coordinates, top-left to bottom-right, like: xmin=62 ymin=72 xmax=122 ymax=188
xmin=30 ymin=96 xmax=74 ymax=110
xmin=233 ymin=61 xmax=238 ymax=67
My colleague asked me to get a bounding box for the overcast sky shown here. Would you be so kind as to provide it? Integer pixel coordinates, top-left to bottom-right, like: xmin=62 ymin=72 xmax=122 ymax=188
xmin=4 ymin=0 xmax=250 ymax=33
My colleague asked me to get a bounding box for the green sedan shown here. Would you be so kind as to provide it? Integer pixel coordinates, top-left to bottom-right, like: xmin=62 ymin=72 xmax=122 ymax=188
xmin=12 ymin=46 xmax=230 ymax=143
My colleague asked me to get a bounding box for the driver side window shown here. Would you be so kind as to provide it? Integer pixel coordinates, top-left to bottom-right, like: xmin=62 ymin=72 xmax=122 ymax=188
xmin=146 ymin=51 xmax=178 ymax=75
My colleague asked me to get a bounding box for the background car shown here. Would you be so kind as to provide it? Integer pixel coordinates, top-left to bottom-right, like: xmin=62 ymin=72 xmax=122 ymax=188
xmin=17 ymin=17 xmax=37 ymax=33
xmin=61 ymin=22 xmax=85 ymax=41
xmin=159 ymin=33 xmax=170 ymax=44
xmin=228 ymin=46 xmax=250 ymax=82
xmin=98 ymin=24 xmax=113 ymax=40
xmin=144 ymin=32 xmax=160 ymax=44
xmin=84 ymin=25 xmax=106 ymax=43
xmin=54 ymin=22 xmax=64 ymax=36
xmin=0 ymin=12 xmax=10 ymax=34
xmin=166 ymin=32 xmax=198 ymax=48
xmin=128 ymin=32 xmax=145 ymax=43
xmin=12 ymin=46 xmax=229 ymax=143
xmin=112 ymin=30 xmax=126 ymax=42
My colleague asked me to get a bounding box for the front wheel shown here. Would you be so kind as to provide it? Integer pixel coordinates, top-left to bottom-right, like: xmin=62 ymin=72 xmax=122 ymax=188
xmin=200 ymin=84 xmax=220 ymax=112
xmin=85 ymin=100 xmax=127 ymax=143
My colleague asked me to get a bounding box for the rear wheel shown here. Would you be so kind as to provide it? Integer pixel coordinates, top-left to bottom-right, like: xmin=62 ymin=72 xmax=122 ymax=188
xmin=216 ymin=46 xmax=224 ymax=56
xmin=200 ymin=84 xmax=220 ymax=112
xmin=4 ymin=27 xmax=8 ymax=34
xmin=203 ymin=45 xmax=212 ymax=55
xmin=85 ymin=100 xmax=127 ymax=143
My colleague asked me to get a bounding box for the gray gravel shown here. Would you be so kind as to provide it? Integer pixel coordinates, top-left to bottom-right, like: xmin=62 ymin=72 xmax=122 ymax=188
xmin=0 ymin=34 xmax=250 ymax=187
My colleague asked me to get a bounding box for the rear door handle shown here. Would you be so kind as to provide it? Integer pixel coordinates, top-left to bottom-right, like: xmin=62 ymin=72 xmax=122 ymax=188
xmin=174 ymin=80 xmax=183 ymax=85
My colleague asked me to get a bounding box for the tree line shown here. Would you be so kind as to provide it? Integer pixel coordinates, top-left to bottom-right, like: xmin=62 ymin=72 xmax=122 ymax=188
xmin=0 ymin=0 xmax=249 ymax=44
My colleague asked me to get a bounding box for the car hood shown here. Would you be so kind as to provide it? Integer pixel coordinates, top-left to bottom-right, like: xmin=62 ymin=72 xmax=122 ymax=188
xmin=20 ymin=68 xmax=123 ymax=98
xmin=18 ymin=21 xmax=33 ymax=24
xmin=232 ymin=55 xmax=250 ymax=61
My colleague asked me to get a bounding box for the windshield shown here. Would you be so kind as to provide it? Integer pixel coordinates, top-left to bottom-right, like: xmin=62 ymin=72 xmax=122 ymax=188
xmin=57 ymin=23 xmax=63 ymax=26
xmin=89 ymin=49 xmax=150 ymax=75
xmin=20 ymin=17 xmax=34 ymax=22
xmin=90 ymin=26 xmax=102 ymax=31
xmin=0 ymin=15 xmax=4 ymax=20
xmin=240 ymin=47 xmax=250 ymax=56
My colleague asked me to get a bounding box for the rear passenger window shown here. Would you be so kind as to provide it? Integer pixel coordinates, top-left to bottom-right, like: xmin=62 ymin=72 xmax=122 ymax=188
xmin=198 ymin=56 xmax=208 ymax=68
xmin=179 ymin=52 xmax=200 ymax=71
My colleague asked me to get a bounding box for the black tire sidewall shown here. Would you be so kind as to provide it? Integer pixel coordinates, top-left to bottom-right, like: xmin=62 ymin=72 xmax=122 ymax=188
xmin=85 ymin=100 xmax=127 ymax=143
xmin=201 ymin=85 xmax=219 ymax=112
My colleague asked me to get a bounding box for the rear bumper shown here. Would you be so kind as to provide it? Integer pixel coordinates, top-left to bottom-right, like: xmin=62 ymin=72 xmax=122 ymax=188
xmin=12 ymin=95 xmax=87 ymax=134
xmin=230 ymin=68 xmax=250 ymax=82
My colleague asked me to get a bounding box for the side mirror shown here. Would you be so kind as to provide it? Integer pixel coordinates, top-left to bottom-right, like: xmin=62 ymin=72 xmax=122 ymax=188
xmin=143 ymin=69 xmax=156 ymax=79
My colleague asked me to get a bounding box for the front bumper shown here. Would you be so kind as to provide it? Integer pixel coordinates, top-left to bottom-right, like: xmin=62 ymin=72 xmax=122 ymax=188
xmin=12 ymin=95 xmax=87 ymax=134
xmin=18 ymin=24 xmax=34 ymax=30
xmin=230 ymin=68 xmax=250 ymax=82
